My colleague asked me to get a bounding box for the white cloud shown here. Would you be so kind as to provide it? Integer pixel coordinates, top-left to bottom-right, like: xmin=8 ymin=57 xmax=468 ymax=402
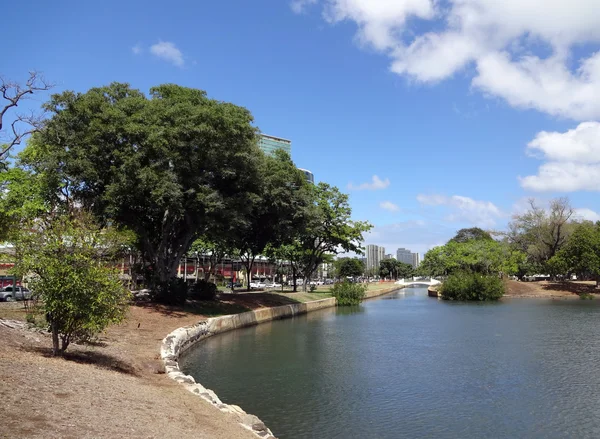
xmin=348 ymin=175 xmax=390 ymax=190
xmin=132 ymin=44 xmax=142 ymax=55
xmin=291 ymin=0 xmax=317 ymax=14
xmin=150 ymin=41 xmax=184 ymax=67
xmin=521 ymin=122 xmax=600 ymax=192
xmin=526 ymin=122 xmax=600 ymax=163
xmin=520 ymin=162 xmax=600 ymax=192
xmin=379 ymin=201 xmax=400 ymax=212
xmin=573 ymin=208 xmax=600 ymax=222
xmin=298 ymin=0 xmax=600 ymax=120
xmin=417 ymin=194 xmax=503 ymax=227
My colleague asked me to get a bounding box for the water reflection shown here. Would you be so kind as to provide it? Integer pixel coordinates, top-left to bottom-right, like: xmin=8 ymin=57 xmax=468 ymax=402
xmin=335 ymin=305 xmax=365 ymax=316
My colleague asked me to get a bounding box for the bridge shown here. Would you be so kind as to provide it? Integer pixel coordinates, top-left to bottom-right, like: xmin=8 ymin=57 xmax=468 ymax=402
xmin=394 ymin=277 xmax=441 ymax=287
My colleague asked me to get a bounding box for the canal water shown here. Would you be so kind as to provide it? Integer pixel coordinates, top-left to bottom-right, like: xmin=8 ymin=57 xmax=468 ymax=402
xmin=179 ymin=288 xmax=600 ymax=438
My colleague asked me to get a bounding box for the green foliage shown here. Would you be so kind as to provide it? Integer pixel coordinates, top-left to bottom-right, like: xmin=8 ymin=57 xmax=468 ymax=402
xmin=189 ymin=280 xmax=218 ymax=301
xmin=507 ymin=198 xmax=575 ymax=268
xmin=22 ymin=82 xmax=261 ymax=289
xmin=0 ymin=167 xmax=49 ymax=242
xmin=294 ymin=183 xmax=372 ymax=289
xmin=14 ymin=211 xmax=131 ymax=356
xmin=379 ymin=259 xmax=414 ymax=279
xmin=450 ymin=227 xmax=493 ymax=243
xmin=419 ymin=239 xmax=513 ymax=277
xmin=332 ymin=281 xmax=367 ymax=306
xmin=233 ymin=149 xmax=311 ymax=289
xmin=334 ymin=257 xmax=364 ymax=278
xmin=580 ymin=293 xmax=595 ymax=300
xmin=548 ymin=221 xmax=600 ymax=280
xmin=440 ymin=273 xmax=505 ymax=301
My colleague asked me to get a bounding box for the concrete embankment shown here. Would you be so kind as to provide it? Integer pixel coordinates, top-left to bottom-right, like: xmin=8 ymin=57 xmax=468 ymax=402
xmin=160 ymin=284 xmax=402 ymax=438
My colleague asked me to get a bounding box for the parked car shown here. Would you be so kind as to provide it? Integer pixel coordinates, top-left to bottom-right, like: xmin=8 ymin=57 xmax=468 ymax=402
xmin=0 ymin=285 xmax=32 ymax=302
xmin=265 ymin=282 xmax=282 ymax=288
xmin=250 ymin=282 xmax=266 ymax=289
xmin=228 ymin=281 xmax=243 ymax=288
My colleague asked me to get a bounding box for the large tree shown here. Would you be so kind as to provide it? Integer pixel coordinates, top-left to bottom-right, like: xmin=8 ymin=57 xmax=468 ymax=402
xmin=232 ymin=150 xmax=310 ymax=290
xmin=548 ymin=221 xmax=600 ymax=284
xmin=334 ymin=257 xmax=364 ymax=279
xmin=20 ymin=83 xmax=261 ymax=289
xmin=295 ymin=183 xmax=372 ymax=290
xmin=507 ymin=198 xmax=574 ymax=268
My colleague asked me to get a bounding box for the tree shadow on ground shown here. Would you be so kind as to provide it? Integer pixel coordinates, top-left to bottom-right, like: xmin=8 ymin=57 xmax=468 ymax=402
xmin=542 ymin=282 xmax=598 ymax=295
xmin=222 ymin=293 xmax=301 ymax=309
xmin=134 ymin=299 xmax=250 ymax=318
xmin=22 ymin=345 xmax=139 ymax=376
xmin=133 ymin=292 xmax=302 ymax=318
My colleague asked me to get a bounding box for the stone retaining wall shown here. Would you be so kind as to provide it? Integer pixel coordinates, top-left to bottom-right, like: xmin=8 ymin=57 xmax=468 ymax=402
xmin=160 ymin=286 xmax=400 ymax=438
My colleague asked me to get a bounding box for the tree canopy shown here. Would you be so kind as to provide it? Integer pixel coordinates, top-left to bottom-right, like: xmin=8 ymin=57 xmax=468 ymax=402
xmin=21 ymin=83 xmax=262 ymax=287
xmin=334 ymin=257 xmax=364 ymax=279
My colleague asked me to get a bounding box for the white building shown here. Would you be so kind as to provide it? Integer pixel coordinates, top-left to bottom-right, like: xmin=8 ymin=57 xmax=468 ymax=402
xmin=366 ymin=244 xmax=385 ymax=274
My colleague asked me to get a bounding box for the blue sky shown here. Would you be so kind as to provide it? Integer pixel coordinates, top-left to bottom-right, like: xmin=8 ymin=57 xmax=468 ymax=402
xmin=4 ymin=0 xmax=600 ymax=255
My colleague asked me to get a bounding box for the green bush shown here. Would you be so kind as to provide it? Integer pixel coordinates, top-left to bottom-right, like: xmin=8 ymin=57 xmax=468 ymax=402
xmin=440 ymin=272 xmax=504 ymax=301
xmin=332 ymin=281 xmax=367 ymax=306
xmin=189 ymin=280 xmax=218 ymax=301
xmin=152 ymin=277 xmax=188 ymax=306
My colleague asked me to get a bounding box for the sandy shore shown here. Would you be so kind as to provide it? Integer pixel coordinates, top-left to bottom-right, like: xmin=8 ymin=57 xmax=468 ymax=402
xmin=503 ymin=279 xmax=597 ymax=298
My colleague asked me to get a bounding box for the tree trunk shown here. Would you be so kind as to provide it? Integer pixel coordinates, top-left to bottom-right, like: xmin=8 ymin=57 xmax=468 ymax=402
xmin=51 ymin=321 xmax=60 ymax=356
xmin=292 ymin=266 xmax=297 ymax=292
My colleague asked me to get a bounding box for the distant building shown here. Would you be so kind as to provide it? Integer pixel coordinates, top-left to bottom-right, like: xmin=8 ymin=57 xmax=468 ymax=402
xmin=384 ymin=254 xmax=395 ymax=260
xmin=259 ymin=134 xmax=292 ymax=157
xmin=397 ymin=247 xmax=420 ymax=268
xmin=396 ymin=248 xmax=413 ymax=265
xmin=299 ymin=168 xmax=314 ymax=184
xmin=366 ymin=245 xmax=385 ymax=275
xmin=412 ymin=252 xmax=421 ymax=268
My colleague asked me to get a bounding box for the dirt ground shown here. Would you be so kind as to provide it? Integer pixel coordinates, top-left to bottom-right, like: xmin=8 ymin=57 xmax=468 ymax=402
xmin=0 ymin=292 xmax=299 ymax=439
xmin=504 ymin=279 xmax=598 ymax=298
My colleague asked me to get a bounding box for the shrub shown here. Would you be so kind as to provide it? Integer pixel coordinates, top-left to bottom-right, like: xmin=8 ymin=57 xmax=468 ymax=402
xmin=152 ymin=277 xmax=188 ymax=306
xmin=14 ymin=212 xmax=131 ymax=356
xmin=440 ymin=272 xmax=504 ymax=301
xmin=189 ymin=280 xmax=218 ymax=301
xmin=332 ymin=281 xmax=367 ymax=306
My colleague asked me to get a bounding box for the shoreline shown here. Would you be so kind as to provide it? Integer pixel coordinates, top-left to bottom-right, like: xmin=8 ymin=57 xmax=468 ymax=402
xmin=160 ymin=285 xmax=403 ymax=439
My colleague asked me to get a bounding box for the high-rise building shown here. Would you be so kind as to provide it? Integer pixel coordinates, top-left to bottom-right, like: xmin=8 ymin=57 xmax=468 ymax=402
xmin=299 ymin=168 xmax=314 ymax=184
xmin=397 ymin=247 xmax=421 ymax=268
xmin=366 ymin=245 xmax=385 ymax=275
xmin=412 ymin=252 xmax=421 ymax=268
xmin=396 ymin=248 xmax=413 ymax=265
xmin=384 ymin=254 xmax=395 ymax=260
xmin=365 ymin=244 xmax=379 ymax=273
xmin=258 ymin=134 xmax=292 ymax=157
xmin=378 ymin=247 xmax=385 ymax=265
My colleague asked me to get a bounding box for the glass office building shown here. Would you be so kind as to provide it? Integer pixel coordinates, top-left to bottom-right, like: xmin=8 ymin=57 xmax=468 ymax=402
xmin=259 ymin=134 xmax=292 ymax=157
xmin=299 ymin=168 xmax=314 ymax=184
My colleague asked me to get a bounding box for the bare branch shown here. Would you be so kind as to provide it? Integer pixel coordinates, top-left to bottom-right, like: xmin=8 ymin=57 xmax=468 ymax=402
xmin=0 ymin=71 xmax=54 ymax=160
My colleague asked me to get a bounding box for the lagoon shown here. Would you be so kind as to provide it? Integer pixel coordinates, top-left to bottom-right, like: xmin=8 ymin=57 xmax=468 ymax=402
xmin=180 ymin=288 xmax=600 ymax=438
